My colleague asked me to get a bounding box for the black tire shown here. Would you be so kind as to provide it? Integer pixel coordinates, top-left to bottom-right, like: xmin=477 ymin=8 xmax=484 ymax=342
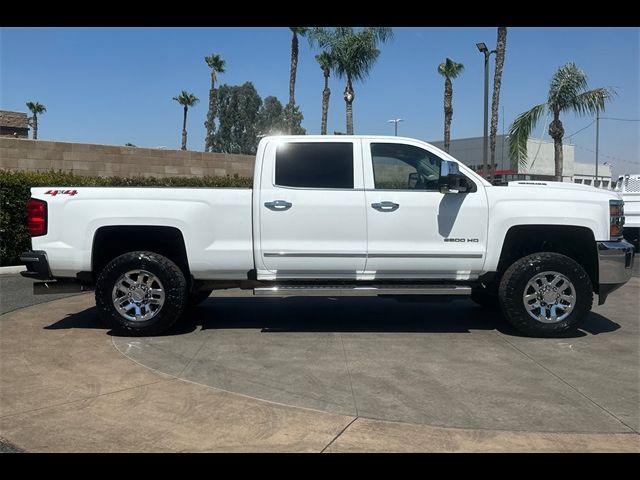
xmin=95 ymin=251 xmax=187 ymax=335
xmin=470 ymin=286 xmax=500 ymax=310
xmin=187 ymin=289 xmax=213 ymax=308
xmin=499 ymin=252 xmax=593 ymax=337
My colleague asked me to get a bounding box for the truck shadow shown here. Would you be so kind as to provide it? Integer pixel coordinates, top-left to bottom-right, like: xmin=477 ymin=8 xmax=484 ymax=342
xmin=45 ymin=296 xmax=621 ymax=338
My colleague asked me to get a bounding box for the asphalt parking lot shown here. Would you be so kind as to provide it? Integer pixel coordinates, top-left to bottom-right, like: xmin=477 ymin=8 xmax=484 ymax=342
xmin=0 ymin=265 xmax=638 ymax=452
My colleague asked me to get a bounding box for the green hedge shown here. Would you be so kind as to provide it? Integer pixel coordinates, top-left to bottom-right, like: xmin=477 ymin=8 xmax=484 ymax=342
xmin=0 ymin=170 xmax=253 ymax=266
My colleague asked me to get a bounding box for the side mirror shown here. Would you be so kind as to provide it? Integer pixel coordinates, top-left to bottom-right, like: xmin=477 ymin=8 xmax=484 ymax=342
xmin=439 ymin=160 xmax=467 ymax=193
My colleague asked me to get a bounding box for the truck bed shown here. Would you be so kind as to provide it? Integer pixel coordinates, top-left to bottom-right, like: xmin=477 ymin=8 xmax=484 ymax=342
xmin=30 ymin=187 xmax=254 ymax=279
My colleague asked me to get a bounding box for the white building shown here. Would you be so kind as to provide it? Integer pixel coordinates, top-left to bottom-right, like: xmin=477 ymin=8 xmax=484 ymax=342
xmin=430 ymin=135 xmax=612 ymax=188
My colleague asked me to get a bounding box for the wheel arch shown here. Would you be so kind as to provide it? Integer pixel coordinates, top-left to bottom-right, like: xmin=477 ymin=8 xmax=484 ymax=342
xmin=495 ymin=225 xmax=599 ymax=293
xmin=91 ymin=225 xmax=191 ymax=285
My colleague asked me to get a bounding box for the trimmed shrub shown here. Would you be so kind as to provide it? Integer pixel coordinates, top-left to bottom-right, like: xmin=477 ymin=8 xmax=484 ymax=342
xmin=0 ymin=170 xmax=252 ymax=266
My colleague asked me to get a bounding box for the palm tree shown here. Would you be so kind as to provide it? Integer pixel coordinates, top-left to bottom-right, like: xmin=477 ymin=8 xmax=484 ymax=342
xmin=437 ymin=58 xmax=464 ymax=153
xmin=311 ymin=27 xmax=393 ymax=135
xmin=173 ymin=91 xmax=199 ymax=151
xmin=489 ymin=27 xmax=507 ymax=182
xmin=287 ymin=27 xmax=309 ymax=134
xmin=204 ymin=53 xmax=226 ymax=152
xmin=509 ymin=63 xmax=613 ymax=182
xmin=26 ymin=101 xmax=46 ymax=140
xmin=316 ymin=51 xmax=334 ymax=135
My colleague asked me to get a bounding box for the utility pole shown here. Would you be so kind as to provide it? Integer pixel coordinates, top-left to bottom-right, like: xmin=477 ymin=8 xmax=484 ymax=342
xmin=595 ymin=108 xmax=600 ymax=188
xmin=476 ymin=43 xmax=496 ymax=180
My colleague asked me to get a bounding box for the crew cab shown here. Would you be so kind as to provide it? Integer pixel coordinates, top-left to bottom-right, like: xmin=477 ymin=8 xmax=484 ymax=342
xmin=20 ymin=136 xmax=635 ymax=337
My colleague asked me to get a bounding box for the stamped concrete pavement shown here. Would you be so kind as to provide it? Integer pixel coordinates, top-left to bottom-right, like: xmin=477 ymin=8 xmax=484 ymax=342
xmin=0 ymin=277 xmax=638 ymax=452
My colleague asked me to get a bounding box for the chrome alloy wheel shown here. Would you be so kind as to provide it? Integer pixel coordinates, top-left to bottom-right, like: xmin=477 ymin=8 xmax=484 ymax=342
xmin=523 ymin=271 xmax=576 ymax=324
xmin=111 ymin=270 xmax=165 ymax=322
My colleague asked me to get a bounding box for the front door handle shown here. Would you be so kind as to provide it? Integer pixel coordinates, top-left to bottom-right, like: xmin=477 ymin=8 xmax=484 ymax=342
xmin=264 ymin=200 xmax=292 ymax=211
xmin=371 ymin=201 xmax=399 ymax=212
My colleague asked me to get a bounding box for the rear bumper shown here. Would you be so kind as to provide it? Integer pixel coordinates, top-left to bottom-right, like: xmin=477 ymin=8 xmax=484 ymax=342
xmin=19 ymin=250 xmax=53 ymax=280
xmin=597 ymin=240 xmax=635 ymax=305
xmin=20 ymin=250 xmax=89 ymax=295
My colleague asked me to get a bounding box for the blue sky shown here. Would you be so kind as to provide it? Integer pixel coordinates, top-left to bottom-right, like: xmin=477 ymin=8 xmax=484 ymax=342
xmin=1 ymin=27 xmax=638 ymax=176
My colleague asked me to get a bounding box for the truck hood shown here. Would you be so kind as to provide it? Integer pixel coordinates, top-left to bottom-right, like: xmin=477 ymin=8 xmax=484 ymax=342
xmin=506 ymin=180 xmax=622 ymax=198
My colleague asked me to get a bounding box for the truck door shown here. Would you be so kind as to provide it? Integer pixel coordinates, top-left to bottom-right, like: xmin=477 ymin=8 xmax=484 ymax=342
xmin=362 ymin=139 xmax=488 ymax=280
xmin=256 ymin=139 xmax=367 ymax=279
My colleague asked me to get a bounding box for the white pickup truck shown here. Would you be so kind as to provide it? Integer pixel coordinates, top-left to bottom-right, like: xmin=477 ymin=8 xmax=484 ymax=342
xmin=614 ymin=174 xmax=640 ymax=251
xmin=20 ymin=135 xmax=634 ymax=337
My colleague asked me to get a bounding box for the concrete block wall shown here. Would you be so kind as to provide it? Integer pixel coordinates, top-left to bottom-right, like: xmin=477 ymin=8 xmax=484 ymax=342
xmin=0 ymin=137 xmax=255 ymax=178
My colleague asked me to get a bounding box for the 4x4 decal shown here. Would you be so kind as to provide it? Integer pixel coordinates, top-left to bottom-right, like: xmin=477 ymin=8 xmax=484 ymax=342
xmin=44 ymin=189 xmax=78 ymax=196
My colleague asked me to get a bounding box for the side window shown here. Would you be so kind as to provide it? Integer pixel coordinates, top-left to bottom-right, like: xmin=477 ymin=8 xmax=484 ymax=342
xmin=371 ymin=143 xmax=442 ymax=190
xmin=275 ymin=142 xmax=354 ymax=189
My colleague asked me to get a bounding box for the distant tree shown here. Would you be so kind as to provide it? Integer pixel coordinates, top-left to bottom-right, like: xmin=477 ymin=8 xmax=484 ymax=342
xmin=258 ymin=96 xmax=286 ymax=136
xmin=509 ymin=63 xmax=614 ymax=181
xmin=489 ymin=27 xmax=507 ymax=181
xmin=283 ymin=103 xmax=306 ymax=135
xmin=287 ymin=27 xmax=309 ymax=133
xmin=204 ymin=53 xmax=226 ymax=152
xmin=124 ymin=143 xmax=137 ymax=147
xmin=26 ymin=101 xmax=46 ymax=140
xmin=310 ymin=27 xmax=393 ymax=135
xmin=437 ymin=58 xmax=464 ymax=153
xmin=173 ymin=91 xmax=199 ymax=151
xmin=212 ymin=82 xmax=263 ymax=155
xmin=316 ymin=51 xmax=334 ymax=135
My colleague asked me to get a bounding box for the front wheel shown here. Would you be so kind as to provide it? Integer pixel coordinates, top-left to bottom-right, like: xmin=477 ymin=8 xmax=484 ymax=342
xmin=498 ymin=252 xmax=593 ymax=337
xmin=95 ymin=251 xmax=187 ymax=335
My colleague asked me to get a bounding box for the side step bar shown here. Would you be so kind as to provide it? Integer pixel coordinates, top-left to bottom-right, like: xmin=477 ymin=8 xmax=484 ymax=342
xmin=33 ymin=281 xmax=90 ymax=295
xmin=254 ymin=285 xmax=471 ymax=297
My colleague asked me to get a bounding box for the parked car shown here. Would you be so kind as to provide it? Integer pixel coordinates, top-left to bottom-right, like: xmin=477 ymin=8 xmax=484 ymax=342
xmin=20 ymin=136 xmax=634 ymax=337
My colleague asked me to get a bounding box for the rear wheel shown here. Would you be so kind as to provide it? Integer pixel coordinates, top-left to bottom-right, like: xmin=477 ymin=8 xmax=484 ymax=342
xmin=95 ymin=251 xmax=187 ymax=335
xmin=499 ymin=252 xmax=593 ymax=337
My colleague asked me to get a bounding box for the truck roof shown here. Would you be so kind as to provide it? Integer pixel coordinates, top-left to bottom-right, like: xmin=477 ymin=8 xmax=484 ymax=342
xmin=261 ymin=135 xmax=427 ymax=142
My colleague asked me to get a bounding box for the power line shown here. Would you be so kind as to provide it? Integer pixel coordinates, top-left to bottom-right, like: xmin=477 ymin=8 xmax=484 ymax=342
xmin=565 ymin=120 xmax=595 ymax=139
xmin=572 ymin=143 xmax=639 ymax=164
xmin=599 ymin=117 xmax=640 ymax=122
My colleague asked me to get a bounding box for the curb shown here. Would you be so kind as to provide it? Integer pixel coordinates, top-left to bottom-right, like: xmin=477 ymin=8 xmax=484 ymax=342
xmin=0 ymin=266 xmax=26 ymax=275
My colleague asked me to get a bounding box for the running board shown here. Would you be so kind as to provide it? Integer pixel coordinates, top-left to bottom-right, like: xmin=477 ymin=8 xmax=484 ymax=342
xmin=33 ymin=280 xmax=90 ymax=295
xmin=253 ymin=285 xmax=471 ymax=297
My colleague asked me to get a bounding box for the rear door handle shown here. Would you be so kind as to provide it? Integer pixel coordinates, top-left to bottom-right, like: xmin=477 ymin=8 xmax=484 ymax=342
xmin=371 ymin=201 xmax=399 ymax=212
xmin=264 ymin=200 xmax=292 ymax=211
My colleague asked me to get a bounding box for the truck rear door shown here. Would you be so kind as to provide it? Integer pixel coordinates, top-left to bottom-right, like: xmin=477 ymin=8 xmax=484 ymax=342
xmin=255 ymin=138 xmax=367 ymax=279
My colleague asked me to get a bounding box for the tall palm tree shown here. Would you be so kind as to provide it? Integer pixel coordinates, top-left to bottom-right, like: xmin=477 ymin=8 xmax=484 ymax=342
xmin=287 ymin=27 xmax=309 ymax=134
xmin=204 ymin=53 xmax=226 ymax=152
xmin=316 ymin=51 xmax=333 ymax=135
xmin=311 ymin=27 xmax=393 ymax=135
xmin=26 ymin=101 xmax=46 ymax=140
xmin=489 ymin=27 xmax=507 ymax=181
xmin=437 ymin=58 xmax=464 ymax=153
xmin=173 ymin=91 xmax=199 ymax=151
xmin=509 ymin=63 xmax=613 ymax=182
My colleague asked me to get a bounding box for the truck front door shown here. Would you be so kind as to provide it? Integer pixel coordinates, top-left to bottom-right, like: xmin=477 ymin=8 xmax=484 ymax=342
xmin=362 ymin=139 xmax=488 ymax=280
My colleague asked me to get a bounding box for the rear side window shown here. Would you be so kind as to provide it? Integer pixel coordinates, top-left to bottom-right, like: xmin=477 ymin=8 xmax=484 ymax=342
xmin=275 ymin=142 xmax=354 ymax=189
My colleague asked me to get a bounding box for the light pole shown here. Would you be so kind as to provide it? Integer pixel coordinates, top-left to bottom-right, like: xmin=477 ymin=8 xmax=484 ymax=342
xmin=476 ymin=42 xmax=496 ymax=180
xmin=388 ymin=118 xmax=403 ymax=136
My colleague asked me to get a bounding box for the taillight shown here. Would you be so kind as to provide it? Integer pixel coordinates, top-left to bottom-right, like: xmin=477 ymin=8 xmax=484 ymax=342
xmin=27 ymin=198 xmax=47 ymax=237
